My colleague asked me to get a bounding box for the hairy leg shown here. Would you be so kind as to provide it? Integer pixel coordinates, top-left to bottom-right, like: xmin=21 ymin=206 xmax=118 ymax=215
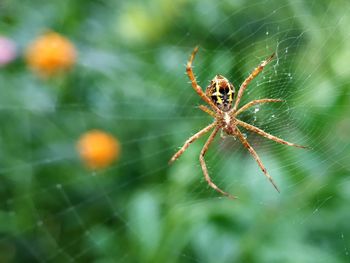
xmin=186 ymin=46 xmax=220 ymax=112
xmin=198 ymin=105 xmax=216 ymax=118
xmin=235 ymin=128 xmax=280 ymax=193
xmin=236 ymin=119 xmax=308 ymax=149
xmin=199 ymin=127 xmax=236 ymax=199
xmin=233 ymin=98 xmax=283 ymax=116
xmin=169 ymin=122 xmax=216 ymax=164
xmin=233 ymin=53 xmax=275 ymax=112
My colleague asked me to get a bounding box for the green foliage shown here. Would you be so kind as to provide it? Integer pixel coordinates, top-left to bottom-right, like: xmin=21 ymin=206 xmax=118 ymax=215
xmin=1 ymin=0 xmax=350 ymax=262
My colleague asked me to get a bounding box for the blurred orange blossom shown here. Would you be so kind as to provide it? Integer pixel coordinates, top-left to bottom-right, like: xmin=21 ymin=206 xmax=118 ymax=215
xmin=77 ymin=130 xmax=121 ymax=170
xmin=26 ymin=31 xmax=76 ymax=76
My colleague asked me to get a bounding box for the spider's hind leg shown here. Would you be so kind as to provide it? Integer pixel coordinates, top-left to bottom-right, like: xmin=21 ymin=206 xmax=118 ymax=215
xmin=233 ymin=53 xmax=276 ymax=112
xmin=186 ymin=47 xmax=220 ymax=112
xmin=198 ymin=105 xmax=216 ymax=118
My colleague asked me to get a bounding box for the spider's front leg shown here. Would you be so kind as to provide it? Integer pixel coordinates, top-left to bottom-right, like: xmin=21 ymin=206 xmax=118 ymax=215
xmin=235 ymin=128 xmax=280 ymax=193
xmin=169 ymin=122 xmax=216 ymax=164
xmin=200 ymin=127 xmax=236 ymax=199
xmin=236 ymin=119 xmax=308 ymax=149
xmin=186 ymin=47 xmax=220 ymax=112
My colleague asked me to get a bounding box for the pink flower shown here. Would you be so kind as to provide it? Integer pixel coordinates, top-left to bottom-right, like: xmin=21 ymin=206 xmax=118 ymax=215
xmin=0 ymin=36 xmax=17 ymax=66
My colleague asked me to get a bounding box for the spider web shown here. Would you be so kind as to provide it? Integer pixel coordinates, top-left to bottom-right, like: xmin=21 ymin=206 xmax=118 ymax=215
xmin=1 ymin=0 xmax=350 ymax=262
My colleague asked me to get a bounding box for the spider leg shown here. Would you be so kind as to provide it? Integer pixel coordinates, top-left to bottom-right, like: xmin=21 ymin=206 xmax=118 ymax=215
xmin=233 ymin=53 xmax=275 ymax=112
xmin=186 ymin=46 xmax=220 ymax=112
xmin=233 ymin=98 xmax=283 ymax=117
xmin=236 ymin=119 xmax=309 ymax=149
xmin=198 ymin=105 xmax=216 ymax=118
xmin=235 ymin=128 xmax=280 ymax=193
xmin=199 ymin=127 xmax=236 ymax=199
xmin=169 ymin=122 xmax=216 ymax=164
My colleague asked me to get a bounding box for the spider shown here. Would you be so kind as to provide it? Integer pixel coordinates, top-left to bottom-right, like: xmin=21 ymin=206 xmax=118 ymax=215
xmin=169 ymin=46 xmax=308 ymax=199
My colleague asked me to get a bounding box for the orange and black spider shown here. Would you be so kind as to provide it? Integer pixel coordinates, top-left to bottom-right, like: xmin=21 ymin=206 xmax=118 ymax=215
xmin=169 ymin=46 xmax=308 ymax=199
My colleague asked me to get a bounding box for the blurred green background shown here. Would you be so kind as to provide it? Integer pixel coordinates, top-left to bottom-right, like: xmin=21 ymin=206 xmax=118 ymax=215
xmin=1 ymin=0 xmax=350 ymax=262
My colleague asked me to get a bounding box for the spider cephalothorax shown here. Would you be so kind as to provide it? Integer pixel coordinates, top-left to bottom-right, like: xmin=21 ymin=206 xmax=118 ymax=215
xmin=206 ymin=75 xmax=234 ymax=112
xmin=169 ymin=46 xmax=308 ymax=199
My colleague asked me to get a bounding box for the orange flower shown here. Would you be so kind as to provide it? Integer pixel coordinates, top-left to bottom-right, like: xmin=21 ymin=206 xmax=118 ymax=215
xmin=26 ymin=32 xmax=76 ymax=76
xmin=77 ymin=130 xmax=121 ymax=170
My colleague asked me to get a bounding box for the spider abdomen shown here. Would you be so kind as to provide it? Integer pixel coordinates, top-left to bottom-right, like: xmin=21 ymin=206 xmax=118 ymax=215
xmin=206 ymin=74 xmax=235 ymax=112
